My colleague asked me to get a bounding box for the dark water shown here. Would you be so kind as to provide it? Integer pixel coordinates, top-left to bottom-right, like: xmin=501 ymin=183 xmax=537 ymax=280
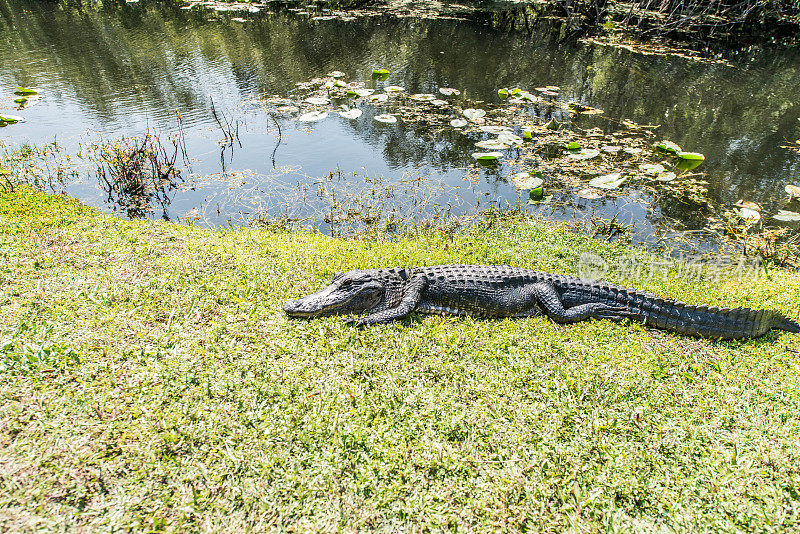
xmin=2 ymin=0 xmax=800 ymax=248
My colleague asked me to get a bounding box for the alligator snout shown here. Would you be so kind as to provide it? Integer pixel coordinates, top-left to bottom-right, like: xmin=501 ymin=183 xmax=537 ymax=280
xmin=283 ymin=299 xmax=302 ymax=314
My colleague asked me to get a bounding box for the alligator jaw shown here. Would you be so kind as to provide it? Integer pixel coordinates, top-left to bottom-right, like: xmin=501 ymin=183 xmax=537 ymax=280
xmin=283 ymin=275 xmax=385 ymax=318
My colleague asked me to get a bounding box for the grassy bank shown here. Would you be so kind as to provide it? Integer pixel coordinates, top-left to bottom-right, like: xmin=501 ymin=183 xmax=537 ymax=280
xmin=1 ymin=187 xmax=800 ymax=531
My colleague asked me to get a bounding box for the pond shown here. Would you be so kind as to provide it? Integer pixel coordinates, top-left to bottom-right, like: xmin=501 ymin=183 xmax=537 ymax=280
xmin=2 ymin=0 xmax=800 ymax=254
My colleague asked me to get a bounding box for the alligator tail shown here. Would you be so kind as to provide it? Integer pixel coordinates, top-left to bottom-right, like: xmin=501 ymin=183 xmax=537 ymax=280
xmin=613 ymin=287 xmax=798 ymax=339
xmin=777 ymin=316 xmax=800 ymax=334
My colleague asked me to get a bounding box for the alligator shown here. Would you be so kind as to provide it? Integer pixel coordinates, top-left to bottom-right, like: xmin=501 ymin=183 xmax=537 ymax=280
xmin=283 ymin=265 xmax=800 ymax=340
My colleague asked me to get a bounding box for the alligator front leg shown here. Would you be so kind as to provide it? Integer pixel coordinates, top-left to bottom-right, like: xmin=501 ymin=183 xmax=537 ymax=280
xmin=352 ymin=274 xmax=428 ymax=326
xmin=531 ymin=282 xmax=630 ymax=323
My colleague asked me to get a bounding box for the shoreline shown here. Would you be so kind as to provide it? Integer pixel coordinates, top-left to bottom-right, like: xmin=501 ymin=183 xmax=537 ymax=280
xmin=2 ymin=187 xmax=799 ymax=530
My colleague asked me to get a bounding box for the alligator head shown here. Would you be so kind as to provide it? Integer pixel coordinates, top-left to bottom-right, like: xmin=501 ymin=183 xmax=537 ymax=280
xmin=283 ymin=269 xmax=386 ymax=318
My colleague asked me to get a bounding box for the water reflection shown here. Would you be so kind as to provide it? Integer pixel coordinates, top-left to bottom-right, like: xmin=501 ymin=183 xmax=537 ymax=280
xmin=1 ymin=0 xmax=799 ymax=246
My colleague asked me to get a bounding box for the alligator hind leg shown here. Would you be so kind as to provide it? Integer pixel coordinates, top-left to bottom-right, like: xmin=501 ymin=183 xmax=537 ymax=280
xmin=532 ymin=282 xmax=630 ymax=324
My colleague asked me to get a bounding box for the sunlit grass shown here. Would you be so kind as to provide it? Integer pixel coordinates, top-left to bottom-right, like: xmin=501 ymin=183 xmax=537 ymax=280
xmin=1 ymin=187 xmax=799 ymax=531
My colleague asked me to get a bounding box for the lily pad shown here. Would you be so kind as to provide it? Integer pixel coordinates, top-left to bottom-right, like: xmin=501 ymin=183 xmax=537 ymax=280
xmin=475 ymin=140 xmax=510 ymax=150
xmin=297 ymin=111 xmax=328 ymax=122
xmin=498 ymin=88 xmax=510 ymax=98
xmin=339 ymin=109 xmax=363 ymax=119
xmin=374 ymin=114 xmax=397 ymax=123
xmin=568 ymin=148 xmax=600 ymax=160
xmin=529 ymin=192 xmax=553 ymax=204
xmin=328 ymin=71 xmax=346 ymax=78
xmin=601 ymin=145 xmax=621 ymax=154
xmin=353 ymin=89 xmax=375 ymax=98
xmin=735 ymin=200 xmax=761 ymax=211
xmin=0 ymin=114 xmax=24 ymax=125
xmin=497 ymin=132 xmax=523 ymax=146
xmin=639 ymin=163 xmax=665 ymax=175
xmin=511 ymin=172 xmax=543 ymax=190
xmin=370 ymin=94 xmax=388 ymax=103
xmin=522 ymin=129 xmax=534 ymax=140
xmin=372 ymin=69 xmax=390 ymax=81
xmin=589 ymin=173 xmax=627 ymax=190
xmin=384 ymin=86 xmax=405 ymax=92
xmin=13 ymin=87 xmax=37 ymax=96
xmin=471 ymin=152 xmax=502 ymax=161
xmin=773 ymin=210 xmax=800 ymax=222
xmin=678 ymin=152 xmax=705 ymax=161
xmin=655 ymin=140 xmax=682 ymax=154
xmin=462 ymin=108 xmax=486 ymax=121
xmin=450 ymin=119 xmax=468 ymax=128
xmin=430 ymin=99 xmax=448 ymax=106
xmin=623 ymin=147 xmax=642 ymax=155
xmin=372 ymin=69 xmax=390 ymax=75
xmin=737 ymin=207 xmax=761 ymax=221
xmin=655 ymin=171 xmax=677 ymax=182
xmin=563 ymin=141 xmax=581 ymax=150
xmin=409 ymin=93 xmax=436 ymax=101
xmin=577 ymin=188 xmax=603 ymax=199
xmin=785 ymin=184 xmax=800 ymax=197
xmin=439 ymin=88 xmax=460 ymax=96
xmin=304 ymin=96 xmax=329 ymax=105
xmin=676 ymin=158 xmax=703 ymax=171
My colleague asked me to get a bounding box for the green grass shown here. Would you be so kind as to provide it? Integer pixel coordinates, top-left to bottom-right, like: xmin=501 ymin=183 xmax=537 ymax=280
xmin=1 ymin=187 xmax=800 ymax=532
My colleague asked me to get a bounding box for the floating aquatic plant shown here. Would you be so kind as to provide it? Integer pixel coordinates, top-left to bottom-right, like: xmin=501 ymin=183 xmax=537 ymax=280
xmin=510 ymin=171 xmax=543 ymax=190
xmin=475 ymin=140 xmax=509 ymax=150
xmin=497 ymin=132 xmax=522 ymax=146
xmin=737 ymin=207 xmax=761 ymax=221
xmin=449 ymin=119 xmax=467 ymax=128
xmin=471 ymin=152 xmax=501 ymax=160
xmin=773 ymin=210 xmax=800 ymax=222
xmin=462 ymin=108 xmax=486 ymax=121
xmin=374 ymin=114 xmax=397 ymax=123
xmin=439 ymin=88 xmax=460 ymax=96
xmin=568 ymin=148 xmax=600 ymax=160
xmin=577 ymin=188 xmax=602 ymax=199
xmin=0 ymin=114 xmax=24 ymax=126
xmin=297 ymin=111 xmax=328 ymax=122
xmin=655 ymin=140 xmax=682 ymax=154
xmin=639 ymin=163 xmax=665 ymax=175
xmin=589 ymin=173 xmax=627 ymax=190
xmin=787 ymin=184 xmax=800 ymax=198
xmin=339 ymin=109 xmax=362 ymax=119
xmin=655 ymin=171 xmax=677 ymax=182
xmin=304 ymin=96 xmax=330 ymax=105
